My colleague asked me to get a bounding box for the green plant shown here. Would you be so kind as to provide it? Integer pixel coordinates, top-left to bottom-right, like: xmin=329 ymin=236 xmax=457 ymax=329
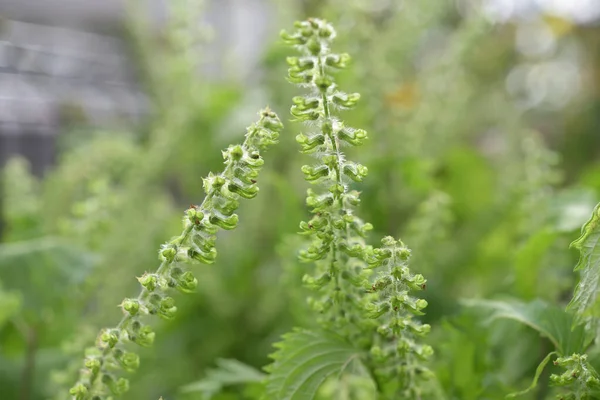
xmin=263 ymin=19 xmax=433 ymax=400
xmin=552 ymin=202 xmax=600 ymax=399
xmin=2 ymin=3 xmax=599 ymax=399
xmin=463 ymin=201 xmax=600 ymax=400
xmin=69 ymin=109 xmax=282 ymax=399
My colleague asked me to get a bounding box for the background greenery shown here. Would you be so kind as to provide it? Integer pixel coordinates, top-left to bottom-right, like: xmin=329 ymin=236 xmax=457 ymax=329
xmin=1 ymin=0 xmax=600 ymax=399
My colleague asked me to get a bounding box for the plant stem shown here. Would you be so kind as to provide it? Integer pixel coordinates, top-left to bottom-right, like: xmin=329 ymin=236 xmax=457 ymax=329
xmin=17 ymin=321 xmax=37 ymax=400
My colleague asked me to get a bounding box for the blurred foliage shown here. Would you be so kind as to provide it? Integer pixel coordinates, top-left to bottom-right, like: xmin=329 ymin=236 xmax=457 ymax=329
xmin=0 ymin=0 xmax=600 ymax=399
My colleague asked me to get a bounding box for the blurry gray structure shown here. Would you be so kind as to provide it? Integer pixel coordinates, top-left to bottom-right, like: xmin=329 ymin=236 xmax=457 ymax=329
xmin=0 ymin=0 xmax=146 ymax=177
xmin=0 ymin=0 xmax=272 ymax=177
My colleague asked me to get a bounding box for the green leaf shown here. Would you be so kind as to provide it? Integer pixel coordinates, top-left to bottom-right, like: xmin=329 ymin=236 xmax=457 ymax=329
xmin=264 ymin=328 xmax=365 ymax=400
xmin=0 ymin=237 xmax=98 ymax=328
xmin=180 ymin=359 xmax=265 ymax=399
xmin=461 ymin=299 xmax=590 ymax=355
xmin=506 ymin=351 xmax=557 ymax=398
xmin=547 ymin=188 xmax=598 ymax=233
xmin=567 ymin=202 xmax=600 ymax=322
xmin=0 ymin=288 xmax=21 ymax=328
xmin=514 ymin=228 xmax=558 ymax=299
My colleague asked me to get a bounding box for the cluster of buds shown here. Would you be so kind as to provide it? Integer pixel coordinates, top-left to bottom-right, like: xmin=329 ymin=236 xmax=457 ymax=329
xmin=551 ymin=354 xmax=600 ymax=400
xmin=69 ymin=109 xmax=282 ymax=399
xmin=365 ymin=237 xmax=433 ymax=396
xmin=282 ymin=18 xmax=432 ymax=397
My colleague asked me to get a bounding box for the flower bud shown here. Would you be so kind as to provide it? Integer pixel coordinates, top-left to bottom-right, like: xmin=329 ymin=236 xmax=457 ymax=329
xmin=186 ymin=208 xmax=204 ymax=225
xmin=338 ymin=127 xmax=367 ymax=146
xmin=84 ymin=357 xmax=101 ymax=374
xmin=209 ymin=213 xmax=239 ymax=230
xmin=280 ymin=30 xmax=306 ymax=45
xmin=262 ymin=114 xmax=284 ymax=132
xmin=296 ymin=133 xmax=325 ymax=153
xmin=307 ymin=38 xmax=321 ymax=55
xmin=416 ymin=344 xmax=434 ymax=360
xmin=342 ymin=162 xmax=368 ymax=182
xmin=100 ymin=329 xmax=119 ymax=348
xmin=119 ymin=352 xmax=140 ymax=372
xmin=121 ymin=299 xmax=140 ymax=316
xmin=228 ymin=145 xmax=244 ymax=161
xmin=137 ymin=273 xmax=159 ymax=292
xmin=291 ymin=106 xmax=320 ymax=121
xmin=319 ymin=26 xmax=334 ymax=38
xmin=176 ymin=271 xmax=198 ymax=293
xmin=109 ymin=377 xmax=129 ymax=395
xmin=69 ymin=383 xmax=88 ymax=399
xmin=188 ymin=247 xmax=217 ymax=264
xmin=159 ymin=246 xmax=177 ymax=262
xmin=365 ymin=302 xmax=390 ymax=318
xmin=325 ymin=53 xmax=350 ymax=69
xmin=302 ymin=273 xmax=331 ymax=289
xmin=315 ymin=76 xmax=332 ymax=92
xmin=301 ymin=165 xmax=329 ymax=182
xmin=129 ymin=324 xmax=155 ymax=347
xmin=158 ymin=297 xmax=177 ymax=320
xmin=228 ymin=182 xmax=259 ymax=199
xmin=329 ymin=184 xmax=344 ymax=196
xmin=331 ymin=92 xmax=360 ymax=108
xmin=381 ymin=236 xmax=395 ymax=247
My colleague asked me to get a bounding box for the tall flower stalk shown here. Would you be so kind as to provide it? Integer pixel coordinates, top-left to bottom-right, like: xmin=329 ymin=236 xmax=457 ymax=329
xmin=70 ymin=109 xmax=282 ymax=399
xmin=267 ymin=19 xmax=432 ymax=399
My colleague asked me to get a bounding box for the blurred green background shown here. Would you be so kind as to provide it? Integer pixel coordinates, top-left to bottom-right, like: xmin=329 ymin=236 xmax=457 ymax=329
xmin=1 ymin=0 xmax=600 ymax=399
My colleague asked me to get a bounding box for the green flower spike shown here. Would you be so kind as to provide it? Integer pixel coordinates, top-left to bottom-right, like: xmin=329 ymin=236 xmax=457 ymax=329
xmin=70 ymin=109 xmax=281 ymax=399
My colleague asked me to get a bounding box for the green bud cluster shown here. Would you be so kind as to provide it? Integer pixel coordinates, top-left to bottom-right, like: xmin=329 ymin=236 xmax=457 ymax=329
xmin=551 ymin=354 xmax=600 ymax=400
xmin=69 ymin=109 xmax=282 ymax=399
xmin=282 ymin=19 xmax=431 ymax=397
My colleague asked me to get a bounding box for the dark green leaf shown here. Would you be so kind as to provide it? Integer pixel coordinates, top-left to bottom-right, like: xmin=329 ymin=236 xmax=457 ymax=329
xmin=265 ymin=328 xmax=365 ymax=400
xmin=461 ymin=299 xmax=590 ymax=355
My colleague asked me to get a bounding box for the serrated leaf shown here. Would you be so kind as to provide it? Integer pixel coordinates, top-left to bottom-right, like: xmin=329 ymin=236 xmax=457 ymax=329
xmin=567 ymin=202 xmax=600 ymax=322
xmin=506 ymin=351 xmax=557 ymax=398
xmin=461 ymin=299 xmax=590 ymax=355
xmin=180 ymin=358 xmax=265 ymax=399
xmin=264 ymin=328 xmax=365 ymax=400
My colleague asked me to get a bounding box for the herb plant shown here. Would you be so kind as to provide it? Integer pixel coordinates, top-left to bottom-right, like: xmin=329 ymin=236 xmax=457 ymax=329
xmin=69 ymin=109 xmax=282 ymax=399
xmin=264 ymin=18 xmax=432 ymax=400
xmin=1 ymin=3 xmax=600 ymax=400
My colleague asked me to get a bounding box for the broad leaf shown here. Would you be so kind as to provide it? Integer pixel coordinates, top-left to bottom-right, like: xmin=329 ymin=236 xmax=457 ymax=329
xmin=514 ymin=229 xmax=558 ymax=299
xmin=180 ymin=358 xmax=265 ymax=399
xmin=264 ymin=328 xmax=365 ymax=400
xmin=567 ymin=202 xmax=600 ymax=323
xmin=461 ymin=299 xmax=590 ymax=355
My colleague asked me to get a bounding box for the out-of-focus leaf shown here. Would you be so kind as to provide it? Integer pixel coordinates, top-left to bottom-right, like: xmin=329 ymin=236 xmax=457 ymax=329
xmin=0 ymin=237 xmax=98 ymax=282
xmin=548 ymin=189 xmax=597 ymax=233
xmin=180 ymin=358 xmax=265 ymax=399
xmin=0 ymin=288 xmax=21 ymax=328
xmin=461 ymin=298 xmax=590 ymax=355
xmin=514 ymin=229 xmax=558 ymax=299
xmin=0 ymin=237 xmax=98 ymax=315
